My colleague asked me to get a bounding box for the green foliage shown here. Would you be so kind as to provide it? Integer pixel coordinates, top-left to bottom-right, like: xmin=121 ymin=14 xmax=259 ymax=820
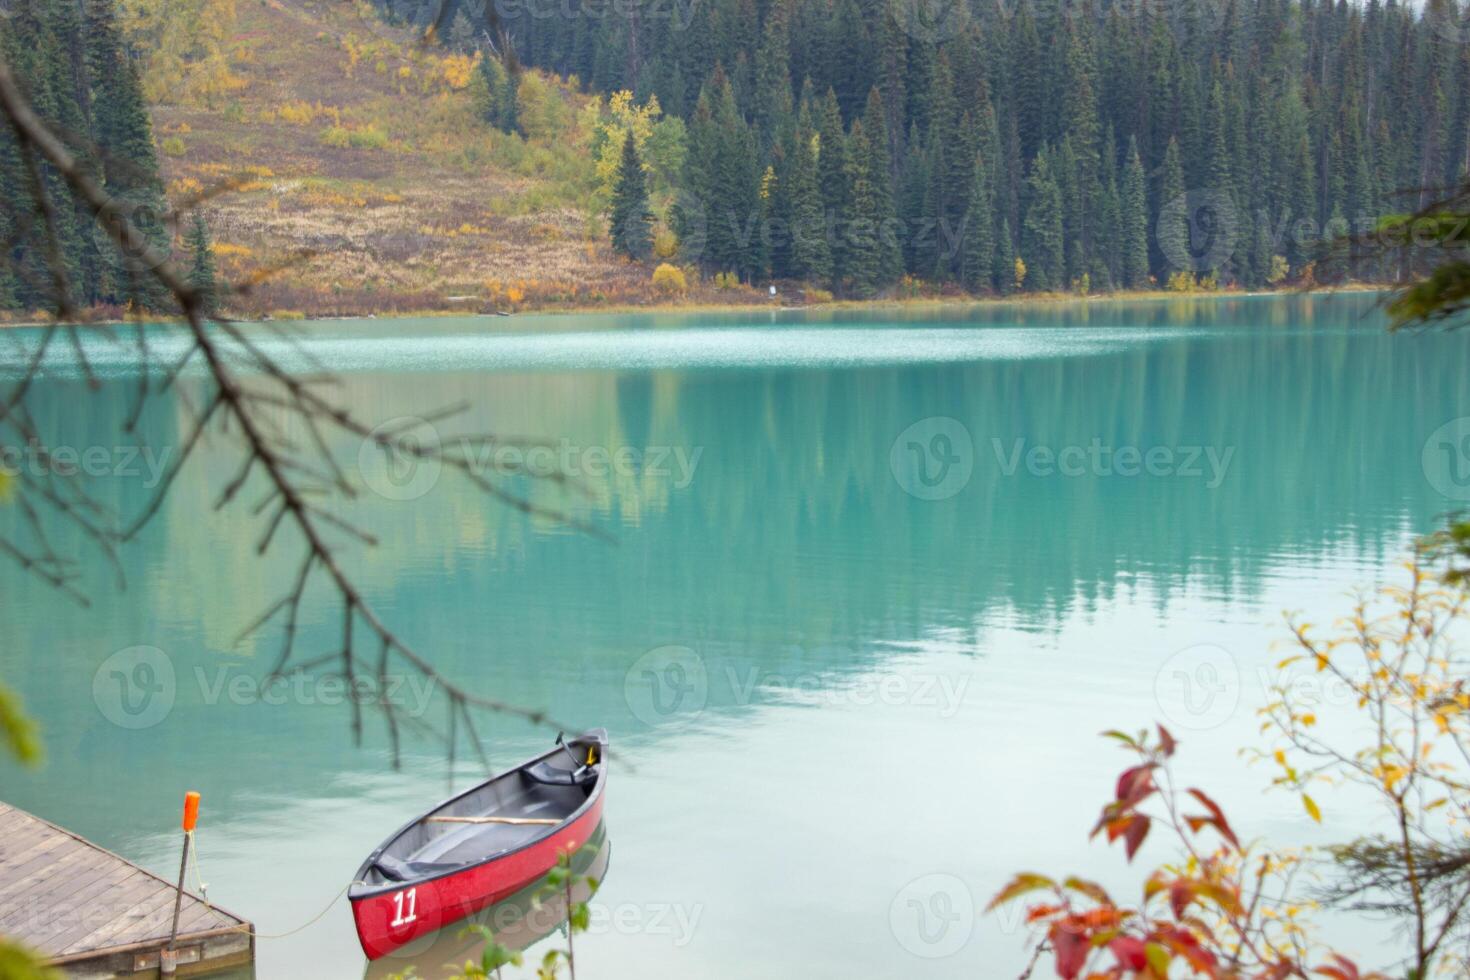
xmin=445 ymin=0 xmax=1441 ymax=298
xmin=320 ymin=123 xmax=389 ymax=149
xmin=0 ymin=0 xmax=170 ymax=311
xmin=0 ymin=683 xmax=41 ymax=767
xmin=448 ymin=925 xmax=522 ymax=979
xmin=1119 ymin=139 xmax=1150 ymax=290
xmin=515 ymin=73 xmax=568 ymax=142
xmin=0 ymin=941 xmax=61 ymax=980
xmin=609 ymin=131 xmax=653 ymax=260
xmin=475 ymin=55 xmax=519 ymax=135
xmin=530 ymin=848 xmax=601 ymax=980
xmin=186 ymin=213 xmax=218 ymax=315
xmin=1022 ymin=149 xmax=1063 ymax=291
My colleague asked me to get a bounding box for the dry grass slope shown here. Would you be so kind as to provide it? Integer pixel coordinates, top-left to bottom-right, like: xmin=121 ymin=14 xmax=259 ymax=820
xmin=153 ymin=0 xmax=660 ymax=316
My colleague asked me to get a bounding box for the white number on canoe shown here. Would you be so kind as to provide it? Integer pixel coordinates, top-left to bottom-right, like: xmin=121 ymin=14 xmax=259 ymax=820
xmin=391 ymin=888 xmax=418 ymax=927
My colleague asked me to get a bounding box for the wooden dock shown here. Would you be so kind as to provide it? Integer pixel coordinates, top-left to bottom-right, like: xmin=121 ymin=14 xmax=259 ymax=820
xmin=0 ymin=802 xmax=253 ymax=977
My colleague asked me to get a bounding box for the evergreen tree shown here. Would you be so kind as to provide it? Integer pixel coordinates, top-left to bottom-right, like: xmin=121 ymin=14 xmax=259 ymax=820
xmin=862 ymin=88 xmax=903 ymax=285
xmin=961 ymin=152 xmax=994 ymax=293
xmin=1120 ymin=137 xmax=1150 ymax=289
xmin=815 ymin=88 xmax=850 ymax=280
xmin=1155 ymin=137 xmax=1188 ymax=281
xmin=610 ymin=130 xmax=654 ymax=260
xmin=186 ymin=213 xmax=218 ymax=316
xmin=788 ymin=119 xmax=832 ymax=284
xmin=1022 ymin=148 xmax=1063 ymax=291
xmin=843 ymin=120 xmax=882 ymax=297
xmin=995 ymin=217 xmax=1016 ymax=295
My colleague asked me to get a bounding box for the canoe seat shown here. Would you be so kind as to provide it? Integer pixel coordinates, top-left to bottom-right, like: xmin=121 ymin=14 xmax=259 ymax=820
xmin=373 ymin=854 xmax=463 ymax=882
xmin=521 ymin=761 xmax=598 ymax=788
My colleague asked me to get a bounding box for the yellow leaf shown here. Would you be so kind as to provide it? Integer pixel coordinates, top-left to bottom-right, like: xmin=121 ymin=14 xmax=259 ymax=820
xmin=1302 ymin=794 xmax=1321 ymax=823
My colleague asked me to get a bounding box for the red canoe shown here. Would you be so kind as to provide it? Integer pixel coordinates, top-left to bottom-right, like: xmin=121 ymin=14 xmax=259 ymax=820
xmin=350 ymin=729 xmax=609 ymax=960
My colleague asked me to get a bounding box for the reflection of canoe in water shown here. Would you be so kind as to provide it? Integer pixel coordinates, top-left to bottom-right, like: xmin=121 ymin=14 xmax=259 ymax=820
xmin=350 ymin=730 xmax=609 ymax=960
xmin=364 ymin=821 xmax=611 ymax=978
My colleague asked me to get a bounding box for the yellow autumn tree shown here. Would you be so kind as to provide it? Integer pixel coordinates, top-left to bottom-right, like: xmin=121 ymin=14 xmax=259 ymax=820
xmin=592 ymin=91 xmax=661 ymax=196
xmin=118 ymin=0 xmax=240 ymax=104
xmin=1253 ymin=558 xmax=1470 ymax=976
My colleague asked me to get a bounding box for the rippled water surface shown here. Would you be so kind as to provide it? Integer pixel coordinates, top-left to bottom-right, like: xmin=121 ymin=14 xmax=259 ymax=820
xmin=3 ymin=293 xmax=1467 ymax=977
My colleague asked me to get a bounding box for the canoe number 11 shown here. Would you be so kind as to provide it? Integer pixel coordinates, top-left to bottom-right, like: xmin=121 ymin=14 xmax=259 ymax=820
xmin=391 ymin=888 xmax=418 ymax=927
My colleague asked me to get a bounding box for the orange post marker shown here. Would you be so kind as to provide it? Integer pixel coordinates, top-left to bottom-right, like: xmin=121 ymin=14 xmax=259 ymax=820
xmin=182 ymin=791 xmax=200 ymax=832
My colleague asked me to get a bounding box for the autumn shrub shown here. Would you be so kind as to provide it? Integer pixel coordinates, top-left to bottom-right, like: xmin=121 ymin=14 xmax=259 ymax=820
xmin=321 ymin=123 xmax=389 ymax=149
xmin=994 ymin=557 xmax=1470 ymax=979
xmin=651 ymin=263 xmax=686 ymax=295
xmin=653 ymin=227 xmax=679 ymax=259
xmin=1167 ymin=269 xmax=1198 ymax=292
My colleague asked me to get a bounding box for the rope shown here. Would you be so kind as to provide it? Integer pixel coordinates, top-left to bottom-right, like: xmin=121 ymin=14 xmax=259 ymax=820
xmin=245 ymin=880 xmax=355 ymax=940
xmin=188 ymin=829 xmax=358 ymax=941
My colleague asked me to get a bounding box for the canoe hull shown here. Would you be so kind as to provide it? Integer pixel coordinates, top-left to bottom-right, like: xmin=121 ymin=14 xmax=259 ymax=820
xmin=352 ymin=791 xmax=605 ymax=960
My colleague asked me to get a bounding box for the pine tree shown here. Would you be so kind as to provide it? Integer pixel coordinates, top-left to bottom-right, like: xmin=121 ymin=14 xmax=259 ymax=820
xmin=610 ymin=130 xmax=654 ymax=260
xmin=995 ymin=217 xmax=1016 ymax=295
xmin=1155 ymin=137 xmax=1188 ymax=281
xmin=815 ymin=88 xmax=850 ymax=280
xmin=843 ymin=120 xmax=882 ymax=297
xmin=1022 ymin=148 xmax=1063 ymax=291
xmin=788 ymin=120 xmax=832 ymax=284
xmin=186 ymin=213 xmax=218 ymax=316
xmin=1120 ymin=137 xmax=1150 ymax=289
xmin=961 ymin=152 xmax=994 ymax=293
xmin=861 ymin=88 xmax=903 ymax=286
xmin=899 ymin=121 xmax=929 ymax=276
xmin=84 ymin=0 xmax=168 ymax=308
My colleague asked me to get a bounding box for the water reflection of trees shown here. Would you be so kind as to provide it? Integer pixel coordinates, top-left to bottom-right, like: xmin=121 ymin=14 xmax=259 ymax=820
xmin=4 ymin=296 xmax=1467 ymax=831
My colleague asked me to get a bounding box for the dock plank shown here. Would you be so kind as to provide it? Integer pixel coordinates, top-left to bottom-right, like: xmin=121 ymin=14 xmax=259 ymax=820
xmin=0 ymin=803 xmax=253 ymax=975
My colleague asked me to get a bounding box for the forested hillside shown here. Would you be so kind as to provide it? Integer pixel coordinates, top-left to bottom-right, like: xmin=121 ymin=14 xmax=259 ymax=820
xmin=0 ymin=0 xmax=171 ymax=312
xmin=0 ymin=0 xmax=662 ymax=317
xmin=411 ymin=0 xmax=1470 ymax=297
xmin=1 ymin=0 xmax=1462 ymax=315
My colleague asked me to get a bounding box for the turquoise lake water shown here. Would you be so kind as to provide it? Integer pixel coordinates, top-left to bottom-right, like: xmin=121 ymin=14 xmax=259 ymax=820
xmin=3 ymin=292 xmax=1469 ymax=977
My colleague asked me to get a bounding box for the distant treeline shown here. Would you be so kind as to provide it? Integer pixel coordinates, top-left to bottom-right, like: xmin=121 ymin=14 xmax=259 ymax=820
xmin=0 ymin=0 xmax=169 ymax=312
xmin=414 ymin=0 xmax=1470 ymax=297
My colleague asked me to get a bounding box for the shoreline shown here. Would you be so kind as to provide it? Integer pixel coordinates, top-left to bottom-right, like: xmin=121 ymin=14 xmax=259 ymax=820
xmin=0 ymin=283 xmax=1388 ymax=330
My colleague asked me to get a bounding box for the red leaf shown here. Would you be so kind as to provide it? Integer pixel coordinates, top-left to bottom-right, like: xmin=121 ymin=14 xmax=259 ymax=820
xmin=1109 ymin=936 xmax=1147 ymax=971
xmin=1116 ymin=765 xmax=1156 ymax=805
xmin=1168 ymin=879 xmax=1194 ymax=920
xmin=1050 ymin=924 xmax=1089 ymax=980
xmin=1157 ymin=724 xmax=1178 ymax=757
xmin=1124 ymin=814 xmax=1151 ymax=861
xmin=1313 ymin=954 xmax=1362 ymax=980
xmin=1185 ymin=788 xmax=1240 ymax=850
